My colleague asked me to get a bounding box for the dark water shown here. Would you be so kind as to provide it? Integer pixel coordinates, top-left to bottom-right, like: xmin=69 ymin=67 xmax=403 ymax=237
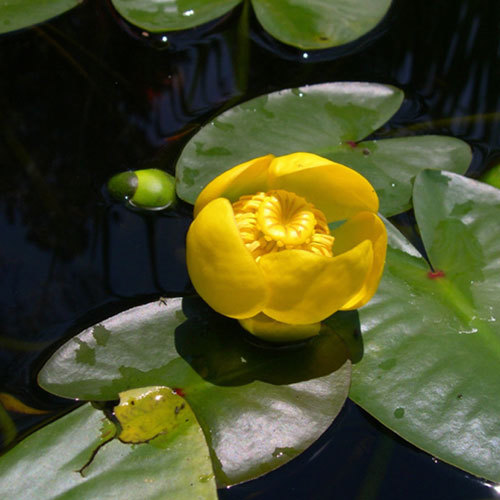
xmin=1 ymin=0 xmax=500 ymax=498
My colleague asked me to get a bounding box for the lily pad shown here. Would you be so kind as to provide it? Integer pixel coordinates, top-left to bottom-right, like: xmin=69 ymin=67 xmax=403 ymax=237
xmin=110 ymin=0 xmax=391 ymax=49
xmin=38 ymin=297 xmax=351 ymax=486
xmin=175 ymin=83 xmax=471 ymax=216
xmin=0 ymin=0 xmax=81 ymax=35
xmin=348 ymin=171 xmax=500 ymax=482
xmin=0 ymin=398 xmax=217 ymax=499
xmin=252 ymin=0 xmax=392 ymax=50
xmin=176 ymin=82 xmax=402 ymax=202
xmin=325 ymin=136 xmax=471 ymax=216
xmin=110 ymin=0 xmax=241 ymax=33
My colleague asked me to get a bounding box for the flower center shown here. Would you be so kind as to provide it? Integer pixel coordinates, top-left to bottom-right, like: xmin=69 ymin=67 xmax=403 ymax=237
xmin=232 ymin=189 xmax=334 ymax=261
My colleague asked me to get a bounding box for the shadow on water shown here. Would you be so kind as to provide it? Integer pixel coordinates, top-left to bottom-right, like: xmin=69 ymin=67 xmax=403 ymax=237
xmin=175 ymin=297 xmax=362 ymax=387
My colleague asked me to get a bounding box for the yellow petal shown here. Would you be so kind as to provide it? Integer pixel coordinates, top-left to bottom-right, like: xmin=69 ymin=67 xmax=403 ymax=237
xmin=187 ymin=198 xmax=268 ymax=319
xmin=194 ymin=154 xmax=274 ymax=217
xmin=331 ymin=212 xmax=387 ymax=310
xmin=258 ymin=240 xmax=373 ymax=324
xmin=268 ymin=152 xmax=379 ymax=221
xmin=239 ymin=313 xmax=320 ymax=342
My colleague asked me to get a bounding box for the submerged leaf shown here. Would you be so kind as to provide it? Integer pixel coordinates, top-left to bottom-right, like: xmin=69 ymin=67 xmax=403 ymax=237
xmin=0 ymin=406 xmax=16 ymax=446
xmin=0 ymin=393 xmax=48 ymax=415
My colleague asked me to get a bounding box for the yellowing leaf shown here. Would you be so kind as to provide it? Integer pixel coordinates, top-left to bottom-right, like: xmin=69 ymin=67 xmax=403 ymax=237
xmin=114 ymin=386 xmax=195 ymax=444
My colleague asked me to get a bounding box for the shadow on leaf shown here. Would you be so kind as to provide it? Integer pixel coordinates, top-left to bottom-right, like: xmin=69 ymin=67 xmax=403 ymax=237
xmin=323 ymin=310 xmax=364 ymax=363
xmin=175 ymin=297 xmax=361 ymax=386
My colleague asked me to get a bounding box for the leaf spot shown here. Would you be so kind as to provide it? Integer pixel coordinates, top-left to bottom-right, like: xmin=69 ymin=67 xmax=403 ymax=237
xmin=427 ymin=270 xmax=445 ymax=279
xmin=378 ymin=358 xmax=397 ymax=371
xmin=182 ymin=167 xmax=199 ymax=187
xmin=74 ymin=339 xmax=96 ymax=366
xmin=394 ymin=407 xmax=405 ymax=419
xmin=92 ymin=325 xmax=111 ymax=347
xmin=212 ymin=120 xmax=235 ymax=132
xmin=174 ymin=403 xmax=185 ymax=415
xmin=199 ymin=473 xmax=214 ymax=483
xmin=194 ymin=142 xmax=231 ymax=157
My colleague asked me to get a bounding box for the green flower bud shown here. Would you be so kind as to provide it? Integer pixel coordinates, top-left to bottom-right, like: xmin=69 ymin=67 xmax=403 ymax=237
xmin=107 ymin=169 xmax=176 ymax=210
xmin=480 ymin=163 xmax=500 ymax=190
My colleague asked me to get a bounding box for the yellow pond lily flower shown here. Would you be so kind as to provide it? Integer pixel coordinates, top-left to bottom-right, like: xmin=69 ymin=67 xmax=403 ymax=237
xmin=186 ymin=152 xmax=387 ymax=342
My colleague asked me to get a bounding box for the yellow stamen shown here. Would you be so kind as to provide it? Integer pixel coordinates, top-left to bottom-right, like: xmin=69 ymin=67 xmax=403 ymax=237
xmin=232 ymin=189 xmax=334 ymax=260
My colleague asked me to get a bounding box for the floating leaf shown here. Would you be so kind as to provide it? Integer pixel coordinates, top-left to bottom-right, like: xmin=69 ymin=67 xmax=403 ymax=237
xmin=348 ymin=171 xmax=500 ymax=482
xmin=177 ymin=83 xmax=401 ymax=202
xmin=110 ymin=0 xmax=391 ymax=49
xmin=38 ymin=297 xmax=351 ymax=486
xmin=325 ymin=136 xmax=471 ymax=216
xmin=252 ymin=0 xmax=392 ymax=49
xmin=0 ymin=0 xmax=81 ymax=35
xmin=0 ymin=401 xmax=217 ymax=499
xmin=175 ymin=83 xmax=470 ymax=216
xmin=110 ymin=0 xmax=241 ymax=32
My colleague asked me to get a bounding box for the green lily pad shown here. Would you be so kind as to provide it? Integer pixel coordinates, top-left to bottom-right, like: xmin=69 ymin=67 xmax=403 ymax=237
xmin=324 ymin=136 xmax=472 ymax=216
xmin=176 ymin=83 xmax=402 ymax=202
xmin=38 ymin=297 xmax=351 ymax=486
xmin=0 ymin=398 xmax=217 ymax=499
xmin=110 ymin=0 xmax=241 ymax=32
xmin=110 ymin=0 xmax=391 ymax=49
xmin=175 ymin=83 xmax=471 ymax=216
xmin=0 ymin=0 xmax=81 ymax=35
xmin=252 ymin=0 xmax=392 ymax=50
xmin=348 ymin=171 xmax=500 ymax=482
